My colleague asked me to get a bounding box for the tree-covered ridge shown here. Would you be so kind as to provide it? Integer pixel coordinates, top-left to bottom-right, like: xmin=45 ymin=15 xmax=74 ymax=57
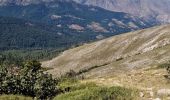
xmin=0 ymin=16 xmax=93 ymax=50
xmin=0 ymin=0 xmax=159 ymax=50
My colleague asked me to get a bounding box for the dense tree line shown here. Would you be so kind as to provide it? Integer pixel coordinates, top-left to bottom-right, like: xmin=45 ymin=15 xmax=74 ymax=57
xmin=0 ymin=49 xmax=66 ymax=67
xmin=0 ymin=16 xmax=98 ymax=51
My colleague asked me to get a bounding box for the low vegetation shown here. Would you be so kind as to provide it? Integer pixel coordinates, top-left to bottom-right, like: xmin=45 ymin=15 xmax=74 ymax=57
xmin=55 ymin=79 xmax=138 ymax=100
xmin=0 ymin=95 xmax=32 ymax=100
xmin=0 ymin=49 xmax=64 ymax=66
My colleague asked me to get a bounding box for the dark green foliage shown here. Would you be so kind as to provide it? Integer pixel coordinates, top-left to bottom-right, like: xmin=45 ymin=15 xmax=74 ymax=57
xmin=0 ymin=65 xmax=8 ymax=94
xmin=0 ymin=16 xmax=88 ymax=50
xmin=0 ymin=60 xmax=60 ymax=100
xmin=34 ymin=74 xmax=58 ymax=99
xmin=0 ymin=52 xmax=24 ymax=66
xmin=0 ymin=49 xmax=65 ymax=67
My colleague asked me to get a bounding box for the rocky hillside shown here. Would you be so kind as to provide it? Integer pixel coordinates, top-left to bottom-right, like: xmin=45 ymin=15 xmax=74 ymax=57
xmin=42 ymin=24 xmax=170 ymax=78
xmin=74 ymin=0 xmax=170 ymax=23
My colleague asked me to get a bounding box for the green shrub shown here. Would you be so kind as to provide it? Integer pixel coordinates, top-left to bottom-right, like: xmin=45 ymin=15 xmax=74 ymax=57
xmin=34 ymin=74 xmax=59 ymax=100
xmin=0 ymin=60 xmax=61 ymax=99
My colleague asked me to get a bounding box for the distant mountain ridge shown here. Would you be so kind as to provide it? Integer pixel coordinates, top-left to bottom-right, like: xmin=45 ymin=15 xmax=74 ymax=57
xmin=73 ymin=0 xmax=170 ymax=23
xmin=0 ymin=0 xmax=159 ymax=50
xmin=2 ymin=0 xmax=170 ymax=24
xmin=0 ymin=0 xmax=55 ymax=6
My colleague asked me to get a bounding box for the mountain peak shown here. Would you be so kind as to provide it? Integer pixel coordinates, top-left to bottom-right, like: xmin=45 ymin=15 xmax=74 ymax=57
xmin=0 ymin=0 xmax=57 ymax=6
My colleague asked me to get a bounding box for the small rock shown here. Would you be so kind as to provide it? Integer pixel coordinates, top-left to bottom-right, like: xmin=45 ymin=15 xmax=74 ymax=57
xmin=139 ymin=92 xmax=144 ymax=97
xmin=153 ymin=98 xmax=161 ymax=100
xmin=146 ymin=88 xmax=153 ymax=91
xmin=150 ymin=91 xmax=154 ymax=97
xmin=157 ymin=89 xmax=170 ymax=96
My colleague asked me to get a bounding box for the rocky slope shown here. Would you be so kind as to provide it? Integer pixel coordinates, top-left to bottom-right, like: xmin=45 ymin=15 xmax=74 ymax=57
xmin=73 ymin=0 xmax=170 ymax=23
xmin=42 ymin=24 xmax=170 ymax=78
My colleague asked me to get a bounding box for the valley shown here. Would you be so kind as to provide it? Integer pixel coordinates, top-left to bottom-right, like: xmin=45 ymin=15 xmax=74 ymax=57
xmin=0 ymin=0 xmax=170 ymax=100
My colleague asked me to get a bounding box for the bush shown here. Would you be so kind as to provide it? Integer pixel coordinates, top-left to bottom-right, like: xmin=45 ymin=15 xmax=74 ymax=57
xmin=54 ymin=84 xmax=137 ymax=100
xmin=0 ymin=60 xmax=61 ymax=99
xmin=56 ymin=78 xmax=137 ymax=100
xmin=34 ymin=74 xmax=59 ymax=99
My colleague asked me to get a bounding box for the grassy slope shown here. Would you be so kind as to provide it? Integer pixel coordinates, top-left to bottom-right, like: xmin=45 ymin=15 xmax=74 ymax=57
xmin=42 ymin=24 xmax=170 ymax=77
xmin=54 ymin=79 xmax=138 ymax=100
xmin=81 ymin=66 xmax=170 ymax=99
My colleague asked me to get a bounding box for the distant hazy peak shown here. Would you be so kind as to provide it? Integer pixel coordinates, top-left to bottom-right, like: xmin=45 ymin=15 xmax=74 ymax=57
xmin=73 ymin=0 xmax=170 ymax=23
xmin=0 ymin=0 xmax=56 ymax=6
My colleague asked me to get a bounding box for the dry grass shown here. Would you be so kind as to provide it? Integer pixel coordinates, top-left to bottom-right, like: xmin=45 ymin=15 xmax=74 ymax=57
xmin=81 ymin=67 xmax=170 ymax=99
xmin=0 ymin=95 xmax=32 ymax=100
